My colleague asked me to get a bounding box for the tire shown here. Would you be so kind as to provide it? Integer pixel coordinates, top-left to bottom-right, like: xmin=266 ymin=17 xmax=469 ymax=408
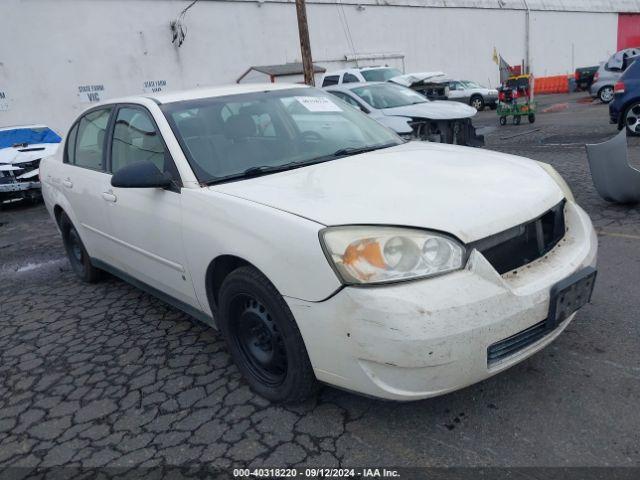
xmin=528 ymin=113 xmax=536 ymax=123
xmin=470 ymin=95 xmax=485 ymax=111
xmin=513 ymin=115 xmax=521 ymax=125
xmin=623 ymin=102 xmax=640 ymax=136
xmin=59 ymin=212 xmax=101 ymax=283
xmin=599 ymin=86 xmax=614 ymax=103
xmin=217 ymin=266 xmax=318 ymax=402
xmin=499 ymin=116 xmax=507 ymax=126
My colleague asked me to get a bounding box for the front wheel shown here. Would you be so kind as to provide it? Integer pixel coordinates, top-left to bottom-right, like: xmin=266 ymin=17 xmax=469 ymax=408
xmin=499 ymin=116 xmax=507 ymax=126
xmin=218 ymin=266 xmax=318 ymax=403
xmin=528 ymin=113 xmax=536 ymax=123
xmin=59 ymin=212 xmax=101 ymax=283
xmin=513 ymin=115 xmax=521 ymax=125
xmin=599 ymin=86 xmax=614 ymax=103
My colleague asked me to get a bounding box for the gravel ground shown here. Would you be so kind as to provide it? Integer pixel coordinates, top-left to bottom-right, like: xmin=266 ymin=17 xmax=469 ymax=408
xmin=0 ymin=92 xmax=638 ymax=474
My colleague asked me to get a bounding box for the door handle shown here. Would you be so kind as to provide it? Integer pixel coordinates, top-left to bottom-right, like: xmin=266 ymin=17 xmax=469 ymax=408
xmin=62 ymin=178 xmax=73 ymax=188
xmin=101 ymin=190 xmax=117 ymax=203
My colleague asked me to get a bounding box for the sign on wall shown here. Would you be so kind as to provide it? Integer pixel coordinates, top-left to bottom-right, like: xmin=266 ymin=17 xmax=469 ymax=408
xmin=77 ymin=84 xmax=106 ymax=103
xmin=143 ymin=80 xmax=167 ymax=94
xmin=0 ymin=91 xmax=9 ymax=111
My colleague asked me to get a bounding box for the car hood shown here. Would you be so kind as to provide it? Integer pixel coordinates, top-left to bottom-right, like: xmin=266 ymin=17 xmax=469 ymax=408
xmin=210 ymin=142 xmax=564 ymax=243
xmin=381 ymin=101 xmax=477 ymax=120
xmin=389 ymin=71 xmax=448 ymax=87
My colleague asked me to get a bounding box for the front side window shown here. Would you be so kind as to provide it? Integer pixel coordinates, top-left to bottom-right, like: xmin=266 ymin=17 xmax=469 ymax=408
xmin=74 ymin=108 xmax=112 ymax=170
xmin=162 ymin=87 xmax=401 ymax=184
xmin=111 ymin=107 xmax=167 ymax=174
xmin=342 ymin=73 xmax=359 ymax=83
xmin=351 ymin=83 xmax=428 ymax=109
xmin=360 ymin=68 xmax=402 ymax=82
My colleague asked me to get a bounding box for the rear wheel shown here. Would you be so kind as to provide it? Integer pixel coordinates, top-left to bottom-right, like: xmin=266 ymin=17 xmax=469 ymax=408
xmin=513 ymin=115 xmax=521 ymax=125
xmin=528 ymin=113 xmax=536 ymax=123
xmin=59 ymin=212 xmax=101 ymax=282
xmin=499 ymin=116 xmax=507 ymax=126
xmin=218 ymin=266 xmax=318 ymax=402
xmin=624 ymin=102 xmax=640 ymax=136
xmin=599 ymin=86 xmax=614 ymax=103
xmin=470 ymin=95 xmax=485 ymax=111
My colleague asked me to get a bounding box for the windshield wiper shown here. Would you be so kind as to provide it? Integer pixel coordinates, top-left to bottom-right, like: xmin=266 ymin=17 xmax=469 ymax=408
xmin=207 ymin=162 xmax=304 ymax=185
xmin=331 ymin=142 xmax=398 ymax=158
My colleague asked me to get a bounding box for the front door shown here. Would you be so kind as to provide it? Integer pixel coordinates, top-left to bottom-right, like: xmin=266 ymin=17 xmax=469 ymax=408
xmin=104 ymin=105 xmax=198 ymax=307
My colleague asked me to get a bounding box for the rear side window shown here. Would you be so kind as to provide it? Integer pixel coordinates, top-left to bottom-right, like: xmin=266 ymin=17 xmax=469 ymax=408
xmin=64 ymin=123 xmax=78 ymax=164
xmin=73 ymin=108 xmax=112 ymax=170
xmin=322 ymin=75 xmax=339 ymax=87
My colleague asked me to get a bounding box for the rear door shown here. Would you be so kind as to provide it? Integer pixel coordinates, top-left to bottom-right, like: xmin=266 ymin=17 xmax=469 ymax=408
xmin=57 ymin=107 xmax=120 ymax=266
xmin=104 ymin=104 xmax=198 ymax=307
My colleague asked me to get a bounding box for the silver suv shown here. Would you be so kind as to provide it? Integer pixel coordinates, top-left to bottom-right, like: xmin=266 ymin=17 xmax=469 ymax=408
xmin=590 ymin=48 xmax=640 ymax=103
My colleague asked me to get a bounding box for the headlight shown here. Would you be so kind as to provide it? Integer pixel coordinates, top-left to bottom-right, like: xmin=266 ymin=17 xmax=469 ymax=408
xmin=320 ymin=226 xmax=466 ymax=285
xmin=536 ymin=162 xmax=575 ymax=202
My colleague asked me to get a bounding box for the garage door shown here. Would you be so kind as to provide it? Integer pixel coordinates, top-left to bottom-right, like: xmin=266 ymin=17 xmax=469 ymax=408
xmin=618 ymin=13 xmax=640 ymax=50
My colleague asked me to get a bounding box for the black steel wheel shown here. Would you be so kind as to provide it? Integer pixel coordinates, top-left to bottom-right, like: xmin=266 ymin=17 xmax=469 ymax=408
xmin=513 ymin=115 xmax=521 ymax=125
xmin=59 ymin=212 xmax=101 ymax=282
xmin=218 ymin=266 xmax=318 ymax=402
xmin=528 ymin=113 xmax=536 ymax=123
xmin=499 ymin=116 xmax=507 ymax=126
xmin=230 ymin=294 xmax=287 ymax=386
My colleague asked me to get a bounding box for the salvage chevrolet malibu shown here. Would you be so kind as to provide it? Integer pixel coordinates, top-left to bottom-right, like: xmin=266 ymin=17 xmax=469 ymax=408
xmin=41 ymin=84 xmax=597 ymax=402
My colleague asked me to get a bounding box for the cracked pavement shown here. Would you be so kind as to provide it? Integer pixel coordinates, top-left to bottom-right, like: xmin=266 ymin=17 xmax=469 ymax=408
xmin=0 ymin=93 xmax=638 ymax=471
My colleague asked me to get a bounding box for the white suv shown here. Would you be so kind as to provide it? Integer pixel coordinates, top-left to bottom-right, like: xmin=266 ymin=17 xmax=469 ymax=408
xmin=42 ymin=83 xmax=597 ymax=402
xmin=320 ymin=66 xmax=403 ymax=87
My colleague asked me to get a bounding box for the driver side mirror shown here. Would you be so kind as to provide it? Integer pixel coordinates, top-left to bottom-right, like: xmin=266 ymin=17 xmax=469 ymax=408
xmin=111 ymin=160 xmax=173 ymax=189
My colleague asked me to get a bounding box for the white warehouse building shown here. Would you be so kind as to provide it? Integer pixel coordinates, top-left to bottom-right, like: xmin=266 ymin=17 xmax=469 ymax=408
xmin=2 ymin=0 xmax=640 ymax=132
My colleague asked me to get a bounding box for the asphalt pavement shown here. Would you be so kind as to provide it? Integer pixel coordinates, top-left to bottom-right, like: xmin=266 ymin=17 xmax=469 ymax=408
xmin=0 ymin=92 xmax=638 ymax=473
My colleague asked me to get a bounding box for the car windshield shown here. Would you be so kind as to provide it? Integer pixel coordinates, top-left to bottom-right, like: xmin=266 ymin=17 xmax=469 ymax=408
xmin=161 ymin=87 xmax=401 ymax=184
xmin=360 ymin=68 xmax=403 ymax=82
xmin=350 ymin=83 xmax=428 ymax=109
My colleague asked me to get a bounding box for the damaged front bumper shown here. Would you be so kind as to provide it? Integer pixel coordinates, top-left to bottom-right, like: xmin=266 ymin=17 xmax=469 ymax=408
xmin=286 ymin=201 xmax=597 ymax=401
xmin=408 ymin=118 xmax=484 ymax=147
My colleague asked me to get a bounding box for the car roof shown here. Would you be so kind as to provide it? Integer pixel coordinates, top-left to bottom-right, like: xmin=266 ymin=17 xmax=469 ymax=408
xmin=324 ymin=66 xmax=398 ymax=76
xmin=96 ymin=83 xmax=309 ymax=106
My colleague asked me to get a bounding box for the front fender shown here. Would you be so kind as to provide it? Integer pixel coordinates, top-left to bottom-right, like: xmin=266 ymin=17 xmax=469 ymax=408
xmin=181 ymin=188 xmax=343 ymax=314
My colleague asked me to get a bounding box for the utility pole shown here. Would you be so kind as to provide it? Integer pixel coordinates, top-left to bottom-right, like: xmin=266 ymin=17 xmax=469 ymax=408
xmin=295 ymin=0 xmax=315 ymax=86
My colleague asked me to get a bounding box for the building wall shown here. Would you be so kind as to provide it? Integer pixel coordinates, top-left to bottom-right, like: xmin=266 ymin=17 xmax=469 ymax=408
xmin=0 ymin=0 xmax=623 ymax=133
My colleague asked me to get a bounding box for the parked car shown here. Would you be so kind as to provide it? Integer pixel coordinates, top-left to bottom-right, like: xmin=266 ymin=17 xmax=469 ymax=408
xmin=447 ymin=80 xmax=499 ymax=110
xmin=590 ymin=48 xmax=640 ymax=103
xmin=0 ymin=124 xmax=61 ymax=204
xmin=609 ymin=56 xmax=640 ymax=135
xmin=325 ymin=81 xmax=483 ymax=146
xmin=574 ymin=65 xmax=598 ymax=91
xmin=42 ymin=84 xmax=597 ymax=402
xmin=320 ymin=66 xmax=403 ymax=86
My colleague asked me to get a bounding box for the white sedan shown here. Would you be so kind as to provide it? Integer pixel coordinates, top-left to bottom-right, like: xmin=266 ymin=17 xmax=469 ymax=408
xmin=41 ymin=84 xmax=597 ymax=402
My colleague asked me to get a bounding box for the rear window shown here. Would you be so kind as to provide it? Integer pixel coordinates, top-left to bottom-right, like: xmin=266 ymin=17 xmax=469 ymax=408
xmin=360 ymin=68 xmax=402 ymax=82
xmin=620 ymin=57 xmax=640 ymax=81
xmin=322 ymin=75 xmax=339 ymax=87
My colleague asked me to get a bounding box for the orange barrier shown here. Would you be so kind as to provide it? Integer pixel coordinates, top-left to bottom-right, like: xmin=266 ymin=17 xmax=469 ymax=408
xmin=533 ymin=75 xmax=570 ymax=94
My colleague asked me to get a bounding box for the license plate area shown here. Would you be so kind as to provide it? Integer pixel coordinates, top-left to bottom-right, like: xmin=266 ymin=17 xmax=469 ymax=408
xmin=547 ymin=266 xmax=597 ymax=330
